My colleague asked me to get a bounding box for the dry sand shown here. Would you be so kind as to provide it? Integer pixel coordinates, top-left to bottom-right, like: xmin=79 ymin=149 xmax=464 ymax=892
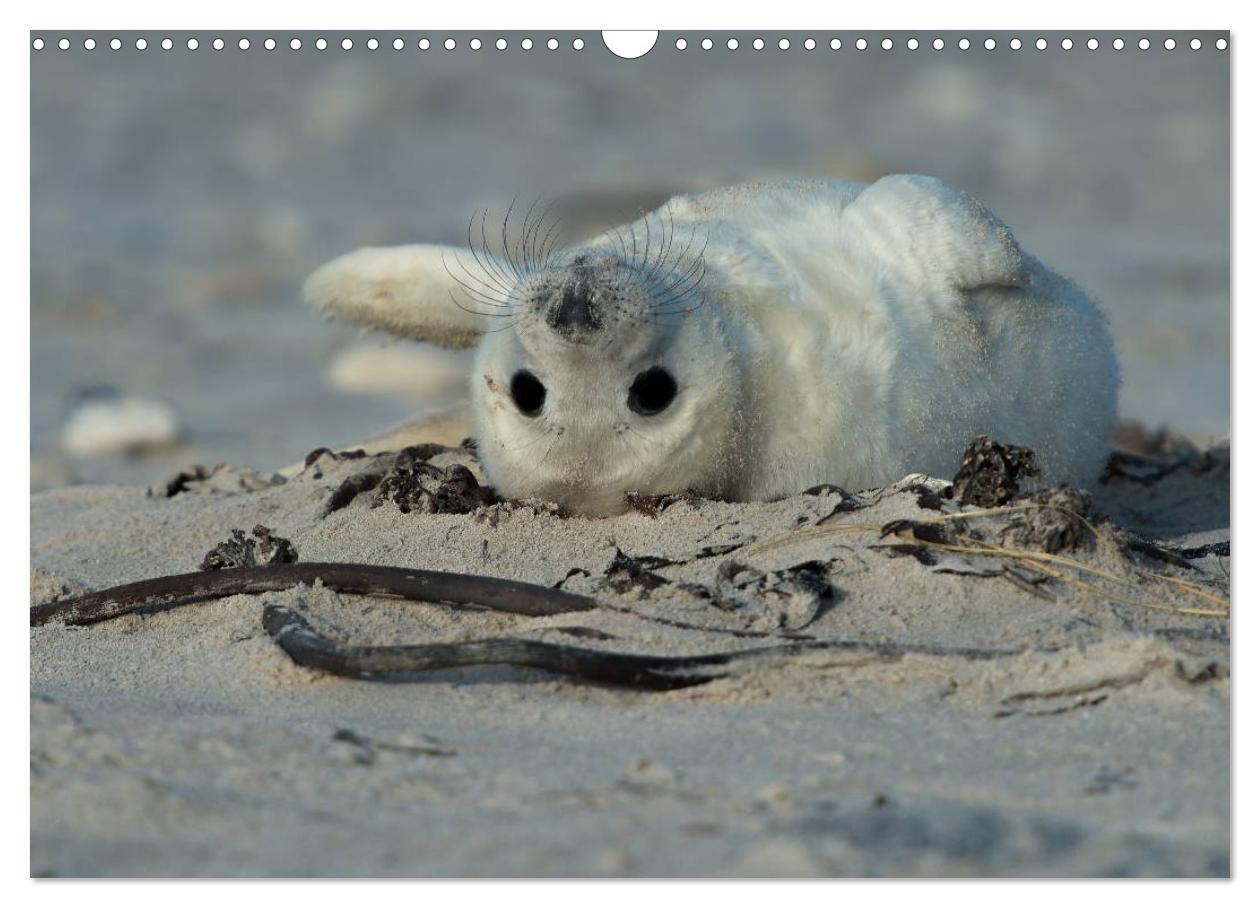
xmin=30 ymin=430 xmax=1230 ymax=877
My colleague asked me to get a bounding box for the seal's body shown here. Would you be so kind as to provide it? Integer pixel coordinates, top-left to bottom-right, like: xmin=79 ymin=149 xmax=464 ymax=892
xmin=306 ymin=176 xmax=1118 ymax=515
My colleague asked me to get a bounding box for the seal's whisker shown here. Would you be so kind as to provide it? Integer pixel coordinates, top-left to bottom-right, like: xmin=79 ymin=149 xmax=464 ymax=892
xmin=642 ymin=212 xmax=656 ymax=273
xmin=500 ymin=196 xmax=525 ymax=282
xmin=443 ymin=275 xmax=518 ymax=315
xmin=464 ymin=212 xmax=517 ymax=296
xmin=443 ymin=246 xmax=513 ymax=305
xmin=610 ymin=224 xmax=631 ymax=265
xmin=455 ymin=268 xmax=532 ymax=316
xmin=655 ymin=243 xmax=707 ymax=301
xmin=656 ymin=224 xmax=702 ymax=291
xmin=647 ymin=204 xmax=676 ymax=283
xmin=515 ymin=196 xmax=538 ymax=274
xmin=449 ymin=240 xmax=516 ymax=304
xmin=443 ymin=245 xmax=519 ymax=308
xmin=479 ymin=317 xmax=525 ymax=334
xmin=651 ymin=253 xmax=709 ymax=316
xmin=526 ymin=198 xmax=560 ymax=275
xmin=445 ymin=290 xmax=516 ymax=321
xmin=538 ymin=211 xmax=565 ymax=270
xmin=475 ymin=209 xmax=521 ymax=293
xmin=518 ymin=195 xmax=548 ymax=274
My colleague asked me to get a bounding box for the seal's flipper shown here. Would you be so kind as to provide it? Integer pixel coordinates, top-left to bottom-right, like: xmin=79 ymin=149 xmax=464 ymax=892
xmin=841 ymin=174 xmax=1028 ymax=295
xmin=303 ymin=245 xmax=513 ymax=349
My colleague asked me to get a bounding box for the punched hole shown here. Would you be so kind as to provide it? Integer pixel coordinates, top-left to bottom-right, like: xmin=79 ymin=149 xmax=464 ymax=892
xmin=602 ymin=31 xmax=658 ymax=58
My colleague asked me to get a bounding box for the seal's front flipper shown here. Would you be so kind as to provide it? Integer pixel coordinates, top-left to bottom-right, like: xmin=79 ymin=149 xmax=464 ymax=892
xmin=303 ymin=244 xmax=513 ymax=349
xmin=841 ymin=174 xmax=1029 ymax=296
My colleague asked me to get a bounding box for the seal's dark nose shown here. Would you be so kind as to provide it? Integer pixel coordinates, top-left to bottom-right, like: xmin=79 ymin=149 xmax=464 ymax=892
xmin=545 ymin=270 xmax=603 ymax=341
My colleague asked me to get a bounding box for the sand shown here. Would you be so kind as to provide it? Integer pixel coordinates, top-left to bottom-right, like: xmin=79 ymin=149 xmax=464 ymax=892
xmin=29 ymin=426 xmax=1230 ymax=878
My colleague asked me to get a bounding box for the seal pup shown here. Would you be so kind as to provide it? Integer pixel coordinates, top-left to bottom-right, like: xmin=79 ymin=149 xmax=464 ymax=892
xmin=305 ymin=176 xmax=1119 ymax=516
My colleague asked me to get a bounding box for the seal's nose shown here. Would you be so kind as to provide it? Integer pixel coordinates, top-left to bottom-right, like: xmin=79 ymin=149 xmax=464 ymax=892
xmin=545 ymin=273 xmax=603 ymax=341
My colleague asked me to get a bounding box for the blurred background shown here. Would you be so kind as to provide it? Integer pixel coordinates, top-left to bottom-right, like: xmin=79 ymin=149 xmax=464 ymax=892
xmin=30 ymin=32 xmax=1230 ymax=488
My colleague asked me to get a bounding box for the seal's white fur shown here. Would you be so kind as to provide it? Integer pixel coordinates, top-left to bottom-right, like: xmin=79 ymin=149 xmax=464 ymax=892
xmin=306 ymin=176 xmax=1119 ymax=515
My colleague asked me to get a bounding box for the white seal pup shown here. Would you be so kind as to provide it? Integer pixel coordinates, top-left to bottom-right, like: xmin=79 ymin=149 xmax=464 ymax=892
xmin=305 ymin=176 xmax=1119 ymax=516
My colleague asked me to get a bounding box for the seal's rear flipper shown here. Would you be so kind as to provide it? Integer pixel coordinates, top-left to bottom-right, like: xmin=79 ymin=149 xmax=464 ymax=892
xmin=841 ymin=174 xmax=1029 ymax=296
xmin=303 ymin=244 xmax=512 ymax=349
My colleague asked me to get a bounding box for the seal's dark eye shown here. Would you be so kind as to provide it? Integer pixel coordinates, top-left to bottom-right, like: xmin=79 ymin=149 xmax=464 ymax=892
xmin=627 ymin=367 xmax=678 ymax=416
xmin=510 ymin=370 xmax=546 ymax=417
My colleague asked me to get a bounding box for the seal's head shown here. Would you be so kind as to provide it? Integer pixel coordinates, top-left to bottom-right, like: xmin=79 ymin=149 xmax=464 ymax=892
xmin=471 ymin=247 xmax=742 ymax=515
xmin=301 ymin=211 xmax=743 ymax=516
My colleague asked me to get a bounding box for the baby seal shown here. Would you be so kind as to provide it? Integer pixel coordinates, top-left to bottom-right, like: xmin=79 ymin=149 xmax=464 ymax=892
xmin=305 ymin=176 xmax=1119 ymax=516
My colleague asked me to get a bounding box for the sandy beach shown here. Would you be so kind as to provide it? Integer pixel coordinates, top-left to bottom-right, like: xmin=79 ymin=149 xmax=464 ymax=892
xmin=30 ymin=427 xmax=1229 ymax=877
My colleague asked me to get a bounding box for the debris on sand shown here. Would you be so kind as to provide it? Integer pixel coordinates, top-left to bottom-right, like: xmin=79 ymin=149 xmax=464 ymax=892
xmin=372 ymin=446 xmax=498 ymax=515
xmin=151 ymin=463 xmax=281 ymax=498
xmin=625 ymin=491 xmax=702 ymax=517
xmin=600 ymin=548 xmax=673 ymax=597
xmin=999 ymin=487 xmax=1095 ymax=554
xmin=157 ymin=464 xmax=211 ymax=497
xmin=200 ymin=525 xmax=299 ymax=571
xmin=950 ymin=436 xmax=1039 ymax=507
xmin=711 ymin=560 xmax=833 ymax=632
xmin=314 ymin=444 xmax=499 ymax=518
xmin=1103 ymin=444 xmax=1229 ymax=487
xmin=302 ymin=446 xmax=369 ymax=478
xmin=1110 ymin=420 xmax=1202 ymax=460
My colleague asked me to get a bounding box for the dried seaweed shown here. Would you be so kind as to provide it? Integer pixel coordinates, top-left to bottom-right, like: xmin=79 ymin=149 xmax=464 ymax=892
xmin=30 ymin=562 xmax=597 ymax=627
xmin=155 ymin=464 xmax=210 ymax=498
xmin=711 ymin=560 xmax=833 ymax=631
xmin=1110 ymin=421 xmax=1200 ymax=460
xmin=812 ymin=489 xmax=869 ymax=524
xmin=801 ymin=484 xmax=850 ymax=496
xmin=261 ymin=602 xmax=1023 ymax=690
xmin=263 ymin=603 xmax=737 ymax=689
xmin=303 ymin=446 xmax=369 ymax=473
xmin=1173 ymin=541 xmax=1230 ymax=561
xmin=201 ymin=525 xmax=298 ymax=571
xmin=998 ymin=487 xmax=1094 ymax=554
xmin=879 ymin=519 xmax=957 ymax=546
xmin=950 ymin=435 xmax=1040 ymax=507
xmin=330 ymin=727 xmax=455 ymax=759
xmin=1103 ymin=449 xmax=1230 ymax=487
xmin=150 ymin=463 xmax=280 ymax=498
xmin=317 ymin=445 xmax=497 ymax=517
xmin=909 ymin=483 xmax=949 ymax=511
xmin=322 ymin=467 xmax=387 ymax=517
xmin=33 ymin=555 xmax=1034 ymax=690
xmin=600 ymin=549 xmax=672 ymax=596
xmin=625 ymin=491 xmax=700 ymax=517
xmin=372 ymin=448 xmax=497 ymax=515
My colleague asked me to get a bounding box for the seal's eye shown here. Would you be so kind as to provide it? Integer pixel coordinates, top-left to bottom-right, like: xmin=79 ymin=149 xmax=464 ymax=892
xmin=627 ymin=367 xmax=678 ymax=416
xmin=510 ymin=370 xmax=546 ymax=417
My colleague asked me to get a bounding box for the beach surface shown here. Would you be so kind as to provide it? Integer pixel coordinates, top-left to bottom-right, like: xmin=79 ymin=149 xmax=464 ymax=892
xmin=30 ymin=430 xmax=1229 ymax=877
